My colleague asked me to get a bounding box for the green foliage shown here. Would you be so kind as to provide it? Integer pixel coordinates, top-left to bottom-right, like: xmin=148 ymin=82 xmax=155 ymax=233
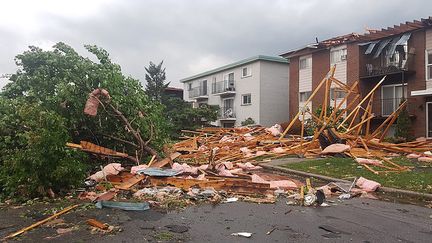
xmin=143 ymin=61 xmax=219 ymax=138
xmin=304 ymin=105 xmax=345 ymax=136
xmin=0 ymin=98 xmax=87 ymax=200
xmin=395 ymin=104 xmax=413 ymax=142
xmin=144 ymin=61 xmax=169 ymax=102
xmin=163 ymin=98 xmax=219 ymax=137
xmin=0 ymin=43 xmax=170 ymax=199
xmin=241 ymin=117 xmax=256 ymax=126
xmin=2 ymin=42 xmax=169 ymax=154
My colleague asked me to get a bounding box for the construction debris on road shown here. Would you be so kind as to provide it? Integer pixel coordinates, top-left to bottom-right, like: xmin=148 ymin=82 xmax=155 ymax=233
xmin=67 ymin=66 xmax=432 ymax=213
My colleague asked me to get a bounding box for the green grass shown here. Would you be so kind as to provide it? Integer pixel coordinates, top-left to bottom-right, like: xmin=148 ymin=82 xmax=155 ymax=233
xmin=282 ymin=157 xmax=432 ymax=194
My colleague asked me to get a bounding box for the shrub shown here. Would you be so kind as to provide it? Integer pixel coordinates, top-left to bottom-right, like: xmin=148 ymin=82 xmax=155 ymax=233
xmin=0 ymin=98 xmax=87 ymax=200
xmin=241 ymin=117 xmax=256 ymax=126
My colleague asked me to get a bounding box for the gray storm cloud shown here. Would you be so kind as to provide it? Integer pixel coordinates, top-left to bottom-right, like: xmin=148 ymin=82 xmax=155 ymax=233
xmin=0 ymin=0 xmax=431 ymax=88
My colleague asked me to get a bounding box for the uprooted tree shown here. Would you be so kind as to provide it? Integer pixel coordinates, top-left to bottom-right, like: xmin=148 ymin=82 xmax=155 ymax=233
xmin=0 ymin=43 xmax=170 ymax=200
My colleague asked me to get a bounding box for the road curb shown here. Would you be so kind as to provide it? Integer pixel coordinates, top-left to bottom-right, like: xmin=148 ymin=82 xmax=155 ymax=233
xmin=261 ymin=163 xmax=432 ymax=200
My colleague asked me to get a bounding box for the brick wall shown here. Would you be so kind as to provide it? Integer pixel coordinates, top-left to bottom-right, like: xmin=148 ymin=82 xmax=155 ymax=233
xmin=408 ymin=29 xmax=426 ymax=137
xmin=311 ymin=50 xmax=330 ymax=111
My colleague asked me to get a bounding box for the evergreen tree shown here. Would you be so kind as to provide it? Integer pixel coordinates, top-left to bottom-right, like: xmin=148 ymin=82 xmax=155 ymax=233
xmin=395 ymin=105 xmax=412 ymax=141
xmin=144 ymin=61 xmax=169 ymax=102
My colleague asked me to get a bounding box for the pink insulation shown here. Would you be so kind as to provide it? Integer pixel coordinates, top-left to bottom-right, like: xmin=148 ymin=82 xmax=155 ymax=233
xmin=356 ymin=177 xmax=381 ymax=192
xmin=321 ymin=144 xmax=350 ymax=154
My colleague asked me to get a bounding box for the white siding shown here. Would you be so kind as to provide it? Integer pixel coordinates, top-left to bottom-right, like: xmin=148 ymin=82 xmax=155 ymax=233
xmin=299 ymin=55 xmax=312 ymax=92
xmin=259 ymin=61 xmax=290 ymax=126
xmin=234 ymin=61 xmax=261 ymax=126
xmin=426 ymin=29 xmax=432 ymax=50
xmin=181 ymin=59 xmax=289 ymax=127
xmin=330 ymin=45 xmax=347 ymax=110
xmin=299 ymin=55 xmax=312 ymax=116
xmin=426 ymin=29 xmax=432 ymax=89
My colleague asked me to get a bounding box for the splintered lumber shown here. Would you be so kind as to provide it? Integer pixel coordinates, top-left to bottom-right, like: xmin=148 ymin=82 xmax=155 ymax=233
xmin=170 ymin=66 xmax=431 ymax=176
xmin=114 ymin=174 xmax=145 ymax=190
xmin=280 ymin=66 xmax=336 ymax=139
xmin=3 ymin=204 xmax=79 ymax=240
xmin=66 ymin=141 xmax=129 ymax=158
xmin=150 ymin=152 xmax=181 ymax=168
xmin=148 ymin=177 xmax=275 ymax=195
xmin=87 ymin=219 xmax=109 ymax=230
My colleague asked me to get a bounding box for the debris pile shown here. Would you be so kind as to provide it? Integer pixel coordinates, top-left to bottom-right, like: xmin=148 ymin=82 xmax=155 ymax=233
xmin=64 ymin=66 xmax=432 ymax=212
xmin=169 ymin=66 xmax=432 ymax=175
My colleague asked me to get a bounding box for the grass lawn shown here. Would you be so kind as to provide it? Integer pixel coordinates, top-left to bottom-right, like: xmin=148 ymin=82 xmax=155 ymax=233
xmin=282 ymin=157 xmax=432 ymax=194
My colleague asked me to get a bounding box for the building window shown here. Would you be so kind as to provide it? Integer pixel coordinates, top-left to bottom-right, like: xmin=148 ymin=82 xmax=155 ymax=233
xmin=330 ymin=88 xmax=346 ymax=100
xmin=299 ymin=57 xmax=311 ymax=70
xmin=330 ymin=48 xmax=347 ymax=63
xmin=187 ymin=83 xmax=192 ymax=91
xmin=299 ymin=91 xmax=311 ymax=102
xmin=381 ymin=84 xmax=407 ymax=116
xmin=242 ymin=67 xmax=251 ymax=77
xmin=242 ymin=94 xmax=252 ymax=105
xmin=427 ymin=49 xmax=432 ymax=80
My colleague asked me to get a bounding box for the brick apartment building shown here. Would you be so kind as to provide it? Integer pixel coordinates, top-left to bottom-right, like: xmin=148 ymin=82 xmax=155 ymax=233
xmin=281 ymin=17 xmax=432 ymax=138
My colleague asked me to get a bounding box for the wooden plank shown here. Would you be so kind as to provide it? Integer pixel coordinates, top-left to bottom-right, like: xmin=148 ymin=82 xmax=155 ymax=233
xmin=148 ymin=177 xmax=275 ymax=195
xmin=150 ymin=152 xmax=181 ymax=168
xmin=114 ymin=175 xmax=145 ymax=190
xmin=87 ymin=219 xmax=109 ymax=230
xmin=3 ymin=204 xmax=79 ymax=240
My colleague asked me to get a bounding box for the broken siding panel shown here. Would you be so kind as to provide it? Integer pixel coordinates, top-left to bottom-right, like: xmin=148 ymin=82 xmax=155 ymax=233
xmin=298 ymin=102 xmax=312 ymax=120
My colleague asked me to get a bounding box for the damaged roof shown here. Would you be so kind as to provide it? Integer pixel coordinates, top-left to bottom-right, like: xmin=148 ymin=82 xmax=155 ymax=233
xmin=280 ymin=16 xmax=432 ymax=58
xmin=280 ymin=33 xmax=360 ymax=58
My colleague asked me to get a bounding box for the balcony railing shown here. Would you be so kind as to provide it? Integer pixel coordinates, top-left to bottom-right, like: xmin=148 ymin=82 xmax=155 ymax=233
xmin=370 ymin=98 xmax=415 ymax=117
xmin=212 ymin=81 xmax=236 ymax=95
xmin=188 ymin=86 xmax=208 ymax=99
xmin=361 ymin=53 xmax=415 ymax=78
xmin=219 ymin=107 xmax=236 ymax=119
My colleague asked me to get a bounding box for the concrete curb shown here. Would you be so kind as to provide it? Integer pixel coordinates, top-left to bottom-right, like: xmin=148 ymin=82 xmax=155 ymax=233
xmin=261 ymin=163 xmax=432 ymax=200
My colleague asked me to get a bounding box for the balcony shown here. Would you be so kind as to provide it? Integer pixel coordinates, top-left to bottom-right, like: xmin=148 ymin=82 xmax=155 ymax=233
xmin=188 ymin=86 xmax=208 ymax=99
xmin=219 ymin=107 xmax=236 ymax=120
xmin=212 ymin=81 xmax=236 ymax=96
xmin=370 ymin=98 xmax=415 ymax=118
xmin=360 ymin=53 xmax=415 ymax=79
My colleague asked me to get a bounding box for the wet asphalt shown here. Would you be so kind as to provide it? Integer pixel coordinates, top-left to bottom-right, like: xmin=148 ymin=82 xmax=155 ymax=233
xmin=1 ymin=197 xmax=431 ymax=243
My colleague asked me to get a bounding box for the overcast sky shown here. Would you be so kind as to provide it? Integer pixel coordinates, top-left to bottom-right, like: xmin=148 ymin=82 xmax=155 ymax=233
xmin=0 ymin=0 xmax=431 ymax=89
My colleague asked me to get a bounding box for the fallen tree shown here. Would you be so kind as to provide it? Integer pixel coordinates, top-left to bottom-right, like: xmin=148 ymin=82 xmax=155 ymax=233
xmin=0 ymin=43 xmax=170 ymax=199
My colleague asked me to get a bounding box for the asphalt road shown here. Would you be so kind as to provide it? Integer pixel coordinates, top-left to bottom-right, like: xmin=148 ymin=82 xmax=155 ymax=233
xmin=1 ymin=197 xmax=431 ymax=242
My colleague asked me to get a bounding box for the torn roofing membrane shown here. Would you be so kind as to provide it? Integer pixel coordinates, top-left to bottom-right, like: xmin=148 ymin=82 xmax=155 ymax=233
xmin=362 ymin=32 xmax=412 ymax=58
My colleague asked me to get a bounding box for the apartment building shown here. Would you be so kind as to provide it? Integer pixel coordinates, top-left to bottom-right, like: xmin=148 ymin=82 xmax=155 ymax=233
xmin=281 ymin=17 xmax=432 ymax=138
xmin=181 ymin=55 xmax=289 ymax=127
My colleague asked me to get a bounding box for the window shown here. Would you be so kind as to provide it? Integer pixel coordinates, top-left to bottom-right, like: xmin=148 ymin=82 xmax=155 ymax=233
xmin=381 ymin=84 xmax=407 ymax=116
xmin=299 ymin=57 xmax=311 ymax=70
xmin=187 ymin=83 xmax=192 ymax=91
xmin=427 ymin=50 xmax=432 ymax=80
xmin=330 ymin=88 xmax=346 ymax=100
xmin=242 ymin=94 xmax=252 ymax=105
xmin=330 ymin=48 xmax=347 ymax=63
xmin=299 ymin=91 xmax=311 ymax=102
xmin=242 ymin=67 xmax=251 ymax=77
xmin=201 ymin=80 xmax=207 ymax=95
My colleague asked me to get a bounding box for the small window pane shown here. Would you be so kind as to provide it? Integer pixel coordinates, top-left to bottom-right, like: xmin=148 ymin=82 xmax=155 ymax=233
xmin=428 ymin=66 xmax=432 ymax=80
xmin=243 ymin=68 xmax=248 ymax=76
xmin=428 ymin=52 xmax=432 ymax=65
xmin=242 ymin=94 xmax=251 ymax=105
